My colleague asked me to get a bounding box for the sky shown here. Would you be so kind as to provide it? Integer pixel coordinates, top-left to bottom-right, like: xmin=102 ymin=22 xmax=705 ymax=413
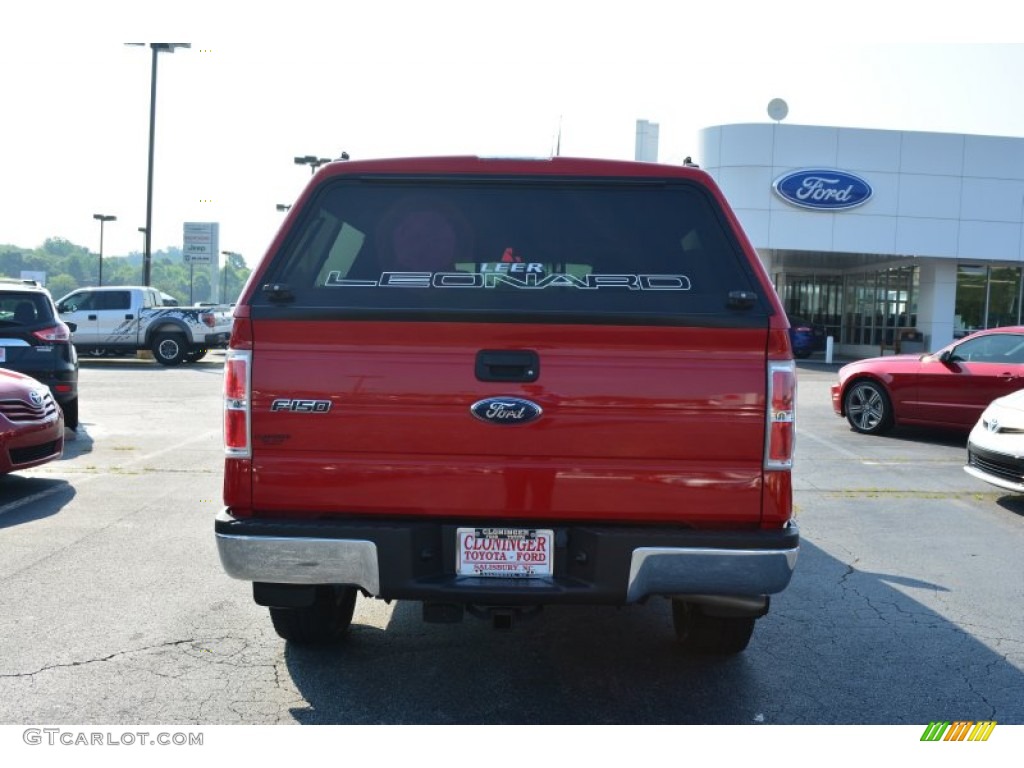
xmin=2 ymin=1 xmax=1024 ymax=273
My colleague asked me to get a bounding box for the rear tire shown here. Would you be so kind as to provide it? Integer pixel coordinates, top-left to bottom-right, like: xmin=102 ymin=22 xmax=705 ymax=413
xmin=671 ymin=600 xmax=755 ymax=655
xmin=151 ymin=333 xmax=189 ymax=366
xmin=269 ymin=586 xmax=357 ymax=645
xmin=61 ymin=397 xmax=79 ymax=431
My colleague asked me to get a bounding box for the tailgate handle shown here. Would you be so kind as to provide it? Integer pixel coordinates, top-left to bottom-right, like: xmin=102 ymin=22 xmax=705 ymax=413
xmin=475 ymin=350 xmax=540 ymax=382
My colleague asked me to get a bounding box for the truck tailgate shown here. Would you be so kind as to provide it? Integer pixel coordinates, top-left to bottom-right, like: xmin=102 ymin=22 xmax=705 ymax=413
xmin=248 ymin=320 xmax=768 ymax=525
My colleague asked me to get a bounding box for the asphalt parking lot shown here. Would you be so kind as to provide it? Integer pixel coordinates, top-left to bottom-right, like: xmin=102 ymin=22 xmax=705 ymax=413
xmin=0 ymin=354 xmax=1021 ymax=725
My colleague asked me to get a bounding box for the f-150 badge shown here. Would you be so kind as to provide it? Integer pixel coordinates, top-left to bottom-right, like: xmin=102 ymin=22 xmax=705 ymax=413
xmin=471 ymin=397 xmax=542 ymax=425
xmin=271 ymin=399 xmax=332 ymax=413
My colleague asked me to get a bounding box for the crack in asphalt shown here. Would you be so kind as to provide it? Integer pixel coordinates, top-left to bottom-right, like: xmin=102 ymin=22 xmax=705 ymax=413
xmin=0 ymin=638 xmax=201 ymax=679
xmin=0 ymin=636 xmax=275 ymax=680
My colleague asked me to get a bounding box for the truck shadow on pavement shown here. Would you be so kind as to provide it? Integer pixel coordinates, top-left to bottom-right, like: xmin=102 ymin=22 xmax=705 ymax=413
xmin=279 ymin=539 xmax=1024 ymax=725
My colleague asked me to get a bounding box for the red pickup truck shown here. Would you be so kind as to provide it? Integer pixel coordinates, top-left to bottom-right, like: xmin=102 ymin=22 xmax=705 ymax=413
xmin=215 ymin=156 xmax=798 ymax=654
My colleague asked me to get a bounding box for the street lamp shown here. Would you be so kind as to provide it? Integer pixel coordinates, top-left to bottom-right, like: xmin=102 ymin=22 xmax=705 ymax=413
xmin=125 ymin=42 xmax=191 ymax=286
xmin=221 ymin=250 xmax=241 ymax=303
xmin=93 ymin=214 xmax=117 ymax=286
xmin=294 ymin=155 xmax=333 ymax=175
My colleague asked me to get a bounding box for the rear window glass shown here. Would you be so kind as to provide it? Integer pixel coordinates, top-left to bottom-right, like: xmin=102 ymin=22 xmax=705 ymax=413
xmin=258 ymin=177 xmax=767 ymax=323
xmin=0 ymin=292 xmax=53 ymax=326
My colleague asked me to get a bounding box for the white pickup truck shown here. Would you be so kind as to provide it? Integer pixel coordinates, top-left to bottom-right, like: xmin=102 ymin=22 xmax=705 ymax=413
xmin=56 ymin=286 xmax=233 ymax=365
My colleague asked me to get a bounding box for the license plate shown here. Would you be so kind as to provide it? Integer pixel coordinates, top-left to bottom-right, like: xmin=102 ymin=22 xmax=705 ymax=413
xmin=456 ymin=527 xmax=554 ymax=578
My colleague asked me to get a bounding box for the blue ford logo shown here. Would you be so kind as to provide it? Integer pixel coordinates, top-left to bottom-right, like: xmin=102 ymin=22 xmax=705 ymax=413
xmin=773 ymin=169 xmax=872 ymax=210
xmin=471 ymin=397 xmax=542 ymax=425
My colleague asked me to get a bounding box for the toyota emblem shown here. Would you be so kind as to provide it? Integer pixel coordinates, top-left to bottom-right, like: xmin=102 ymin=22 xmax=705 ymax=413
xmin=29 ymin=390 xmax=43 ymax=407
xmin=987 ymin=419 xmax=1000 ymax=433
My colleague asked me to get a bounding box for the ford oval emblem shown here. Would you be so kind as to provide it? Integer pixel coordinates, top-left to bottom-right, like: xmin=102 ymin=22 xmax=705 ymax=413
xmin=471 ymin=397 xmax=542 ymax=425
xmin=773 ymin=168 xmax=872 ymax=211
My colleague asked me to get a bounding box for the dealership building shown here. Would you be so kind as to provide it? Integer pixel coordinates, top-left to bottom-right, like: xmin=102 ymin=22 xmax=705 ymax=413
xmin=695 ymin=122 xmax=1024 ymax=357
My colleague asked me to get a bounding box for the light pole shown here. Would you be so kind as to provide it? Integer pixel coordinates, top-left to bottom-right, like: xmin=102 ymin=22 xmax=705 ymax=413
xmin=93 ymin=214 xmax=117 ymax=286
xmin=294 ymin=151 xmax=350 ymax=175
xmin=221 ymin=250 xmax=241 ymax=303
xmin=137 ymin=227 xmax=147 ymax=283
xmin=126 ymin=42 xmax=191 ymax=286
xmin=294 ymin=155 xmax=332 ymax=175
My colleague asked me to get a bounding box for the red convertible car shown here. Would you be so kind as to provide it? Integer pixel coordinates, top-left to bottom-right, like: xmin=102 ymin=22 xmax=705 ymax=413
xmin=0 ymin=368 xmax=64 ymax=475
xmin=831 ymin=326 xmax=1024 ymax=435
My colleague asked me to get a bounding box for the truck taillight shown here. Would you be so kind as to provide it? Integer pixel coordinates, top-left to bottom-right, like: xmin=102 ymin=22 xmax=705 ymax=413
xmin=201 ymin=311 xmax=216 ymax=328
xmin=765 ymin=360 xmax=796 ymax=471
xmin=224 ymin=350 xmax=251 ymax=458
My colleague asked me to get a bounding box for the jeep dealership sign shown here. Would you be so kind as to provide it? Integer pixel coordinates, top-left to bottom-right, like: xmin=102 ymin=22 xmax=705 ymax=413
xmin=773 ymin=169 xmax=872 ymax=211
xmin=183 ymin=222 xmax=219 ymax=263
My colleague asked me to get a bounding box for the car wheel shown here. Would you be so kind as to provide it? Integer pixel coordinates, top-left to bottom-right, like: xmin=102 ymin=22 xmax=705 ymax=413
xmin=151 ymin=333 xmax=189 ymax=366
xmin=671 ymin=600 xmax=755 ymax=655
xmin=844 ymin=379 xmax=893 ymax=435
xmin=185 ymin=348 xmax=208 ymax=363
xmin=269 ymin=586 xmax=357 ymax=645
xmin=61 ymin=397 xmax=79 ymax=431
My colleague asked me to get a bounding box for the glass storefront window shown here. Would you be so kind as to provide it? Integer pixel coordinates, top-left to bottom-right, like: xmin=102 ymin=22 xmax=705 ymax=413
xmin=840 ymin=267 xmax=916 ymax=348
xmin=782 ymin=267 xmax=917 ymax=350
xmin=955 ymin=265 xmax=1023 ymax=337
xmin=987 ymin=267 xmax=1022 ymax=329
xmin=780 ymin=274 xmax=843 ymax=340
xmin=955 ymin=266 xmax=987 ymax=337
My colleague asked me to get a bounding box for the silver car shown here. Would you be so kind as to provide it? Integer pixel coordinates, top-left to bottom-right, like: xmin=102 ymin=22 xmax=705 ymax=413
xmin=965 ymin=389 xmax=1024 ymax=493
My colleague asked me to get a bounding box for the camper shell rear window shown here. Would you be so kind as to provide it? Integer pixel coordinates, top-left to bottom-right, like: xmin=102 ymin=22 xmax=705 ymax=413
xmin=256 ymin=175 xmax=770 ymax=325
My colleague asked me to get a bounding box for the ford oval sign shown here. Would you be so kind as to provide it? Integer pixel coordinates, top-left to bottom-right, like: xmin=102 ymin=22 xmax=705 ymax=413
xmin=471 ymin=397 xmax=542 ymax=425
xmin=773 ymin=169 xmax=872 ymax=211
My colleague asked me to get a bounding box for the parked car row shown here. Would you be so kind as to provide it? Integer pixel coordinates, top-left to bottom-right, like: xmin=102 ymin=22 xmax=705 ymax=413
xmin=0 ymin=278 xmax=75 ymax=475
xmin=1 ymin=277 xmax=238 ymax=478
xmin=0 ymin=278 xmax=78 ymax=429
xmin=829 ymin=325 xmax=1024 ymax=493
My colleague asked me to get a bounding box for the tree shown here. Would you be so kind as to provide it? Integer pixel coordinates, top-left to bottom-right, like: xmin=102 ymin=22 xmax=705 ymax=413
xmin=42 ymin=238 xmax=77 ymax=258
xmin=191 ymin=272 xmax=212 ymax=304
xmin=46 ymin=274 xmax=78 ymax=299
xmin=0 ymin=248 xmax=24 ymax=278
xmin=0 ymin=237 xmax=252 ymax=305
xmin=65 ymin=254 xmax=89 ymax=283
